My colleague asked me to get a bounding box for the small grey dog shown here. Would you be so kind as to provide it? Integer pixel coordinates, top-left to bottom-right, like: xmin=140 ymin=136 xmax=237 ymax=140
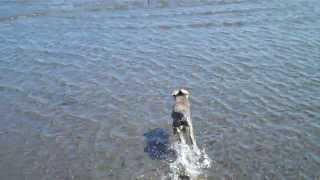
xmin=171 ymin=89 xmax=197 ymax=148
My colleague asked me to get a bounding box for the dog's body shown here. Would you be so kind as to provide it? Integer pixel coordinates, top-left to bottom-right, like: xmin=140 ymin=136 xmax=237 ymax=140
xmin=171 ymin=89 xmax=197 ymax=148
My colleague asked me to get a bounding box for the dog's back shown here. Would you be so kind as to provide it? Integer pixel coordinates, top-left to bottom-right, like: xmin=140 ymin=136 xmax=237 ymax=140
xmin=172 ymin=95 xmax=190 ymax=129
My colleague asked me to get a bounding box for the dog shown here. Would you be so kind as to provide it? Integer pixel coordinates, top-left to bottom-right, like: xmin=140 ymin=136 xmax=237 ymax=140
xmin=171 ymin=89 xmax=197 ymax=148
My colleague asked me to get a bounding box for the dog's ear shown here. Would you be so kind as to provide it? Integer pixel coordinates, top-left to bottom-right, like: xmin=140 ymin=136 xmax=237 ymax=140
xmin=180 ymin=89 xmax=190 ymax=95
xmin=172 ymin=89 xmax=180 ymax=96
xmin=172 ymin=89 xmax=190 ymax=97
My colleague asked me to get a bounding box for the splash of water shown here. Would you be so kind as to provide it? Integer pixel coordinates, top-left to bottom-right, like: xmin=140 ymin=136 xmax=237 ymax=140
xmin=168 ymin=135 xmax=211 ymax=180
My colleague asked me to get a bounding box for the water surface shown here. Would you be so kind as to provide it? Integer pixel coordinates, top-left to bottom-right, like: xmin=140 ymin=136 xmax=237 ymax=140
xmin=0 ymin=0 xmax=320 ymax=179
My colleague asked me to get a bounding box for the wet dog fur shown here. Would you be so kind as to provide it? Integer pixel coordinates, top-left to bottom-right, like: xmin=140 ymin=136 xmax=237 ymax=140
xmin=171 ymin=89 xmax=197 ymax=148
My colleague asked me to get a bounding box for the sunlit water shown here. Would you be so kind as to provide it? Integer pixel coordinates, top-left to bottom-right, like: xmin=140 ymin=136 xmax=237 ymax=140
xmin=0 ymin=0 xmax=320 ymax=179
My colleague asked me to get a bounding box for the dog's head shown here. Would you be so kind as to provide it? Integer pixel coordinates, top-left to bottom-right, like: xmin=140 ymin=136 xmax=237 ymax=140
xmin=172 ymin=89 xmax=190 ymax=98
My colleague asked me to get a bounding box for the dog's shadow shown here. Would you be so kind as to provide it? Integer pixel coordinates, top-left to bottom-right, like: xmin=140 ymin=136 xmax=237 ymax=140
xmin=143 ymin=128 xmax=176 ymax=161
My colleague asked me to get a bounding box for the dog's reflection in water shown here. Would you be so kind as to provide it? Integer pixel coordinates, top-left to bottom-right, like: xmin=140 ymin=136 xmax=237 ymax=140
xmin=143 ymin=128 xmax=176 ymax=161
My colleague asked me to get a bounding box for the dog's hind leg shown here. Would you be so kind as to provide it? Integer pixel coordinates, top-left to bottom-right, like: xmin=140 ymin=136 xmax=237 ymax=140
xmin=188 ymin=125 xmax=197 ymax=148
xmin=176 ymin=127 xmax=186 ymax=144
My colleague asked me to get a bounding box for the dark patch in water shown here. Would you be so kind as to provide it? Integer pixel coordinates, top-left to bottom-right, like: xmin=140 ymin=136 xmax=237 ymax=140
xmin=143 ymin=128 xmax=176 ymax=161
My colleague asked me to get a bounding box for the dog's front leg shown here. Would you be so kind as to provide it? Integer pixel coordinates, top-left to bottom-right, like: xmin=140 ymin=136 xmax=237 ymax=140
xmin=176 ymin=127 xmax=186 ymax=144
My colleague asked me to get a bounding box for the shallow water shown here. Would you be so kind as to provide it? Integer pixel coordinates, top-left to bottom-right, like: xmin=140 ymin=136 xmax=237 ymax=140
xmin=0 ymin=0 xmax=320 ymax=179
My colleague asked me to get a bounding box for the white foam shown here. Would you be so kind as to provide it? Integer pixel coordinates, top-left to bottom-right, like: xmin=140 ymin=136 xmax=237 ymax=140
xmin=168 ymin=136 xmax=212 ymax=180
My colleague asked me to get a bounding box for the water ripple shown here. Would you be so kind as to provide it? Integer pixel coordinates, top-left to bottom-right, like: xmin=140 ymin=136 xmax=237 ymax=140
xmin=0 ymin=0 xmax=320 ymax=179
